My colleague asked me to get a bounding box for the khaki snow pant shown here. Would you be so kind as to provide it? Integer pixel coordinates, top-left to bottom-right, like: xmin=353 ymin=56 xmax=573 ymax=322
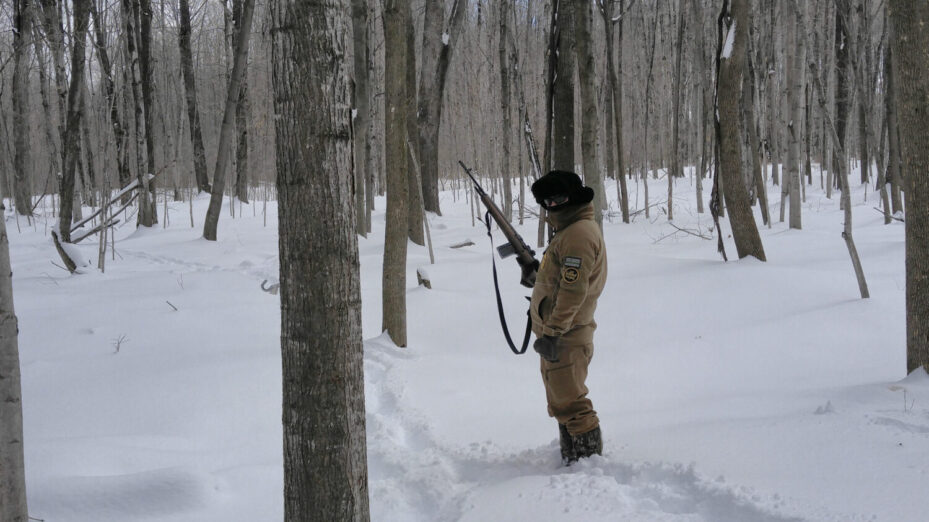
xmin=540 ymin=339 xmax=599 ymax=436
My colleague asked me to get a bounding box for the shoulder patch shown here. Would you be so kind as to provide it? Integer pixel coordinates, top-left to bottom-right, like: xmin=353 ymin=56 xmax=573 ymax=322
xmin=562 ymin=267 xmax=579 ymax=284
xmin=563 ymin=256 xmax=582 ymax=269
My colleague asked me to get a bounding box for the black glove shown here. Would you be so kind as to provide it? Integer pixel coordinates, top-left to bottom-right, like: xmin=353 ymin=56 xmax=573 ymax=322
xmin=517 ymin=258 xmax=539 ymax=288
xmin=533 ymin=335 xmax=561 ymax=362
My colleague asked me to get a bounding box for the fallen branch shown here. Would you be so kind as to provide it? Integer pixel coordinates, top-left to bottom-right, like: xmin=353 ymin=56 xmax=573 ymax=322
xmin=873 ymin=207 xmax=904 ymax=222
xmin=72 ymin=219 xmax=121 ymax=244
xmin=668 ymin=222 xmax=714 ymax=240
xmin=449 ymin=240 xmax=475 ymax=249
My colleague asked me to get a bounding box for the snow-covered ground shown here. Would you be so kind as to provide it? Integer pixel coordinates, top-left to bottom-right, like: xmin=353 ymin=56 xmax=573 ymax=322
xmin=10 ymin=165 xmax=927 ymax=522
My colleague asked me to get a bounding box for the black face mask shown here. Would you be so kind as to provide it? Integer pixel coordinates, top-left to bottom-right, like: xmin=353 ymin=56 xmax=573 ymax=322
xmin=542 ymin=193 xmax=570 ymax=211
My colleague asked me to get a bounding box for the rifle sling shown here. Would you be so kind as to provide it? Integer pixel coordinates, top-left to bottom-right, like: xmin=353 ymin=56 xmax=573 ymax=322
xmin=484 ymin=210 xmax=532 ymax=355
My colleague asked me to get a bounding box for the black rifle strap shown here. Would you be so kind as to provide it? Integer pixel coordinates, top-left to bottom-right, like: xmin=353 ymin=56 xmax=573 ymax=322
xmin=484 ymin=210 xmax=532 ymax=355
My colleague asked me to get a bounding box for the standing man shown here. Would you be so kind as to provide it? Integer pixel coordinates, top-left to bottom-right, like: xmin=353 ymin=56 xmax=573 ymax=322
xmin=529 ymin=170 xmax=607 ymax=465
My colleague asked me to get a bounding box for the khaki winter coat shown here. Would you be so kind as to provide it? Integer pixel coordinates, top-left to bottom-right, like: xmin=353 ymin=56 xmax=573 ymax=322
xmin=529 ymin=203 xmax=607 ymax=344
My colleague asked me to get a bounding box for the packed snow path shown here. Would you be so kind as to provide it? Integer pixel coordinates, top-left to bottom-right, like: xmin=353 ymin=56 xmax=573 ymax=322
xmin=11 ymin=169 xmax=928 ymax=521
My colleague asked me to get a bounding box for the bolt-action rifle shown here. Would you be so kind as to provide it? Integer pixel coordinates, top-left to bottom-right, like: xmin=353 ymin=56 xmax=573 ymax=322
xmin=458 ymin=161 xmax=539 ymax=288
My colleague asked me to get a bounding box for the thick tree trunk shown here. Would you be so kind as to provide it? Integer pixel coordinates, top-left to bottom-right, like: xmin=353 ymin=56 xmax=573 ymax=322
xmin=203 ymin=0 xmax=255 ymax=241
xmin=352 ymin=0 xmax=369 ymax=236
xmin=885 ymin=44 xmax=904 ymax=215
xmin=786 ymin=0 xmax=804 ymax=229
xmin=0 ymin=202 xmax=28 ymax=522
xmin=692 ymin=0 xmax=708 ymax=215
xmin=122 ymin=0 xmax=154 ymax=226
xmin=178 ymin=0 xmax=211 ymax=193
xmin=138 ymin=0 xmax=157 ymax=220
xmin=669 ymin=0 xmax=686 ymax=221
xmin=405 ymin=2 xmax=424 ymax=246
xmin=11 ymin=0 xmax=32 ymax=216
xmin=717 ymin=0 xmax=766 ymax=261
xmin=498 ymin=0 xmax=513 ymax=222
xmin=57 ymin=0 xmax=90 ymax=243
xmin=233 ymin=0 xmax=250 ymax=203
xmin=575 ymin=0 xmax=603 ymax=226
xmin=382 ymin=0 xmax=409 ymax=347
xmin=889 ymin=0 xmax=929 ymax=373
xmin=417 ymin=0 xmax=467 ymax=216
xmin=270 ymin=2 xmax=370 ymax=519
xmin=552 ymin=2 xmax=574 ymax=173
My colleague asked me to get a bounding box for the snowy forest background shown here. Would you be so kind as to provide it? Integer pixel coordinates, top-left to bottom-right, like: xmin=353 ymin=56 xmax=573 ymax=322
xmin=2 ymin=0 xmax=929 ymax=521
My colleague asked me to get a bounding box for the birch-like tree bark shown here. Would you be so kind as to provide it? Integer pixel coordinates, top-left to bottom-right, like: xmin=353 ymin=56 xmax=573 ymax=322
xmin=889 ymin=0 xmax=929 ymax=373
xmin=270 ymin=1 xmax=370 ymax=519
xmin=203 ymin=0 xmax=255 ymax=241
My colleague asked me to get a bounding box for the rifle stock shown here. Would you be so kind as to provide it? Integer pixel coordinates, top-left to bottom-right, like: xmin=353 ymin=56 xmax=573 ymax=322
xmin=458 ymin=161 xmax=538 ymax=288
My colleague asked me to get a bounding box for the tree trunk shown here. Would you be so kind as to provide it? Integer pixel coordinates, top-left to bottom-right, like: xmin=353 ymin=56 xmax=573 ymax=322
xmin=57 ymin=0 xmax=90 ymax=243
xmin=717 ymin=0 xmax=766 ymax=261
xmin=786 ymin=0 xmax=804 ymax=229
xmin=178 ymin=0 xmax=211 ymax=192
xmin=90 ymin=0 xmax=132 ymax=197
xmin=576 ymin=0 xmax=603 ymax=226
xmin=138 ymin=0 xmax=157 ymax=220
xmin=417 ymin=0 xmax=467 ymax=216
xmin=405 ymin=2 xmax=424 ymax=246
xmin=0 ymin=202 xmax=28 ymax=522
xmin=692 ymin=0 xmax=708 ymax=215
xmin=122 ymin=0 xmax=154 ymax=226
xmin=552 ymin=2 xmax=574 ymax=173
xmin=885 ymin=44 xmax=904 ymax=215
xmin=600 ymin=0 xmax=629 ymax=222
xmin=233 ymin=0 xmax=250 ymax=203
xmin=203 ymin=0 xmax=255 ymax=241
xmin=498 ymin=0 xmax=513 ymax=222
xmin=889 ymin=0 xmax=929 ymax=373
xmin=382 ymin=0 xmax=409 ymax=347
xmin=270 ymin=1 xmax=370 ymax=519
xmin=670 ymin=0 xmax=686 ymax=221
xmin=745 ymin=48 xmax=769 ymax=227
xmin=352 ymin=0 xmax=369 ymax=236
xmin=834 ymin=0 xmax=851 ymax=204
xmin=11 ymin=0 xmax=32 ymax=216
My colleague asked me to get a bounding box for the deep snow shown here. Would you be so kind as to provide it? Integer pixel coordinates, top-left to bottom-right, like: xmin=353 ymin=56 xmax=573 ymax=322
xmin=10 ymin=165 xmax=927 ymax=521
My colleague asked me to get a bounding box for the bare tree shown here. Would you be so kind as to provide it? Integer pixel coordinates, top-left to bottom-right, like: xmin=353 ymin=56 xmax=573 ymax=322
xmin=0 ymin=202 xmax=28 ymax=521
xmin=716 ymin=0 xmax=766 ymax=260
xmin=417 ymin=0 xmax=467 ymax=215
xmin=785 ymin=0 xmax=804 ymax=229
xmin=178 ymin=0 xmax=211 ymax=192
xmin=598 ymin=0 xmax=629 ymax=222
xmin=383 ymin=0 xmax=409 ymax=347
xmin=352 ymin=0 xmax=370 ymax=236
xmin=889 ymin=0 xmax=929 ymax=373
xmin=203 ymin=0 xmax=255 ymax=241
xmin=552 ymin=2 xmax=575 ymax=173
xmin=57 ymin=0 xmax=91 ymax=242
xmin=233 ymin=0 xmax=250 ymax=203
xmin=270 ymin=1 xmax=370 ymax=519
xmin=576 ymin=0 xmax=604 ymax=226
xmin=11 ymin=0 xmax=33 ymax=216
xmin=669 ymin=0 xmax=686 ymax=221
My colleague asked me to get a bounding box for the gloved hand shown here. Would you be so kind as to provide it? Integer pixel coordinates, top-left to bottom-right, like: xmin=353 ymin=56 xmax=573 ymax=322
xmin=533 ymin=335 xmax=561 ymax=362
xmin=517 ymin=258 xmax=539 ymax=288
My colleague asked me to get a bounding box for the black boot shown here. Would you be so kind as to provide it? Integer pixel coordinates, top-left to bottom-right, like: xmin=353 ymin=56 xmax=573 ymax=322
xmin=559 ymin=424 xmax=576 ymax=465
xmin=571 ymin=426 xmax=603 ymax=461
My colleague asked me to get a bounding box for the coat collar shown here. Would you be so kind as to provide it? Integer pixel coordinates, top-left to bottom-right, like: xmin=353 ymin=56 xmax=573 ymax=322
xmin=547 ymin=203 xmax=594 ymax=232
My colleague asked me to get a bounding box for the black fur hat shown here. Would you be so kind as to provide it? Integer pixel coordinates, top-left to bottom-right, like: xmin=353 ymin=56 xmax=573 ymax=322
xmin=531 ymin=170 xmax=595 ymax=211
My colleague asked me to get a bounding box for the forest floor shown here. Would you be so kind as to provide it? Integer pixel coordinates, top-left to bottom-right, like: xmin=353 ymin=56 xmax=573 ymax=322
xmin=10 ymin=165 xmax=927 ymax=521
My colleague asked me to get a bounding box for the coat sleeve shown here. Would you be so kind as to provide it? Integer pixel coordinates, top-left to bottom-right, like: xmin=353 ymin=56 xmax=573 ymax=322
xmin=540 ymin=224 xmax=599 ymax=337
